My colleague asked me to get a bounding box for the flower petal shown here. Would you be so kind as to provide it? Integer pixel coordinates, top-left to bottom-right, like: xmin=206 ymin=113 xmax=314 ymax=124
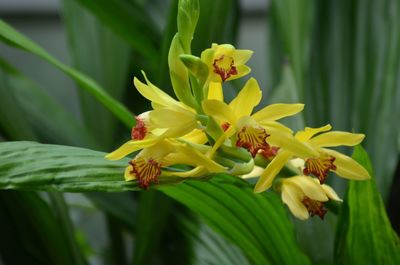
xmin=267 ymin=128 xmax=318 ymax=158
xmin=229 ymin=78 xmax=262 ymax=117
xmin=281 ymin=183 xmax=309 ymax=220
xmin=310 ymin=131 xmax=365 ymax=147
xmin=323 ymin=149 xmax=371 ymax=180
xmin=226 ymin=65 xmax=251 ymax=81
xmin=105 ymin=137 xmax=159 ymax=160
xmin=259 ymin=120 xmax=293 ymax=134
xmin=124 ymin=165 xmax=136 ymax=181
xmin=321 ymin=184 xmax=342 ymax=202
xmin=173 ymin=144 xmax=226 ymax=172
xmin=150 ymin=108 xmax=198 ymax=138
xmin=254 ymin=150 xmax=292 ymax=193
xmin=252 ymin=103 xmax=304 ymax=122
xmin=202 ymin=100 xmax=236 ymax=124
xmin=207 ymin=81 xmax=224 ymax=101
xmin=295 ymin=124 xmax=332 ymax=142
xmin=134 ymin=72 xmax=182 ymax=109
xmin=180 ymin=129 xmax=208 ymax=144
xmin=287 ymin=176 xmax=328 ymax=201
xmin=232 ymin=49 xmax=253 ymax=64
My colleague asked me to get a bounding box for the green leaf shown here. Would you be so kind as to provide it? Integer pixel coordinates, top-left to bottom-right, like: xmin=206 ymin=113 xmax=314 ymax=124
xmin=269 ymin=0 xmax=314 ymax=100
xmin=160 ymin=177 xmax=311 ymax=265
xmin=62 ymin=0 xmax=132 ymax=150
xmin=0 ymin=19 xmax=134 ymax=129
xmin=335 ymin=145 xmax=400 ymax=265
xmin=73 ymin=0 xmax=160 ymax=61
xmin=0 ymin=141 xmax=310 ymax=265
xmin=0 ymin=191 xmax=86 ymax=265
xmin=0 ymin=57 xmax=96 ymax=147
xmin=0 ymin=141 xmax=179 ymax=192
xmin=0 ymin=59 xmax=37 ymax=141
xmin=182 ymin=217 xmax=251 ymax=265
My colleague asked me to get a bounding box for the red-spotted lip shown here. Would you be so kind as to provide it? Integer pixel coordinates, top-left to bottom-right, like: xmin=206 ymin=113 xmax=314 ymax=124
xmin=131 ymin=116 xmax=147 ymax=140
xmin=129 ymin=157 xmax=161 ymax=189
xmin=303 ymin=155 xmax=337 ymax=184
xmin=212 ymin=55 xmax=238 ymax=82
xmin=236 ymin=125 xmax=270 ymax=157
xmin=302 ymin=196 xmax=327 ymax=219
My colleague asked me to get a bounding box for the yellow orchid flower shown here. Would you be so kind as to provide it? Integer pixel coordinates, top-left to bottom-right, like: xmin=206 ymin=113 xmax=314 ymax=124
xmin=124 ymin=140 xmax=226 ymax=188
xmin=106 ymin=71 xmax=209 ymax=161
xmin=201 ymin=43 xmax=253 ymax=83
xmin=279 ymin=176 xmax=342 ymax=220
xmin=254 ymin=124 xmax=371 ymax=193
xmin=202 ymin=77 xmax=314 ymax=158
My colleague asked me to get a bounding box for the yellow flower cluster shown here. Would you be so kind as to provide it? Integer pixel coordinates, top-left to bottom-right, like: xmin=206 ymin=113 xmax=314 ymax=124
xmin=106 ymin=44 xmax=370 ymax=220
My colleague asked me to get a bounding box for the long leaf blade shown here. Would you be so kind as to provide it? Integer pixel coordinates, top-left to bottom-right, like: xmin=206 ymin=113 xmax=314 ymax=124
xmin=0 ymin=19 xmax=134 ymax=129
xmin=0 ymin=141 xmax=310 ymax=265
xmin=335 ymin=145 xmax=400 ymax=265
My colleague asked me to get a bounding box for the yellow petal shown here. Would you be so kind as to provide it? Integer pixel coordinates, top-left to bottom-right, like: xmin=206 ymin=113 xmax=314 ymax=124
xmin=323 ymin=148 xmax=371 ymax=180
xmin=310 ymin=131 xmax=365 ymax=147
xmin=105 ymin=137 xmax=159 ymax=160
xmin=295 ymin=124 xmax=332 ymax=142
xmin=258 ymin=120 xmax=293 ymax=134
xmin=208 ymin=125 xmax=236 ymax=157
xmin=165 ymin=166 xmax=207 ymax=178
xmin=174 ymin=144 xmax=226 ymax=172
xmin=287 ymin=176 xmax=328 ymax=201
xmin=134 ymin=72 xmax=181 ymax=109
xmin=202 ymin=100 xmax=237 ymax=124
xmin=267 ymin=128 xmax=318 ymax=157
xmin=281 ymin=183 xmax=309 ymax=220
xmin=241 ymin=166 xmax=264 ymax=179
xmin=229 ymin=78 xmax=262 ymax=117
xmin=151 ymin=108 xmax=196 ymax=128
xmin=232 ymin=49 xmax=253 ymax=64
xmin=254 ymin=150 xmax=292 ymax=193
xmin=321 ymin=184 xmax=342 ymax=202
xmin=252 ymin=103 xmax=304 ymax=122
xmin=124 ymin=165 xmax=136 ymax=181
xmin=207 ymin=82 xmax=224 ymax=101
xmin=180 ymin=129 xmax=208 ymax=144
xmin=226 ymin=65 xmax=251 ymax=81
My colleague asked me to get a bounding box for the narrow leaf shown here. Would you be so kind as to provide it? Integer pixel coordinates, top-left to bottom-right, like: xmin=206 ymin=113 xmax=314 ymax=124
xmin=0 ymin=19 xmax=134 ymax=129
xmin=335 ymin=145 xmax=400 ymax=265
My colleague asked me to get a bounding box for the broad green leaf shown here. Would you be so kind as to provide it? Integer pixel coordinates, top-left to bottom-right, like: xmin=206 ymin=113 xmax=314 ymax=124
xmin=335 ymin=145 xmax=400 ymax=265
xmin=160 ymin=177 xmax=311 ymax=265
xmin=73 ymin=0 xmax=160 ymax=62
xmin=0 ymin=141 xmax=310 ymax=265
xmin=0 ymin=57 xmax=96 ymax=147
xmin=62 ymin=0 xmax=132 ymax=150
xmin=0 ymin=191 xmax=86 ymax=265
xmin=0 ymin=19 xmax=134 ymax=129
xmin=0 ymin=141 xmax=179 ymax=192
